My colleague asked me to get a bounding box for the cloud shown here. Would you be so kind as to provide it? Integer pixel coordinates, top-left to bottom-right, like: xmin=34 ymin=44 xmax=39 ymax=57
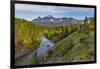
xmin=15 ymin=3 xmax=94 ymax=20
xmin=15 ymin=4 xmax=58 ymax=13
xmin=15 ymin=3 xmax=94 ymax=14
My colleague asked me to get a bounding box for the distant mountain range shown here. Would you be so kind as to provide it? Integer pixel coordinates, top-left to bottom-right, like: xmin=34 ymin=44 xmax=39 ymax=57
xmin=32 ymin=15 xmax=93 ymax=26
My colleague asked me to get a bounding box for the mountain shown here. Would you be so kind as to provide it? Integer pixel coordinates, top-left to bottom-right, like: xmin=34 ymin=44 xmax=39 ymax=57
xmin=33 ymin=15 xmax=55 ymax=23
xmin=32 ymin=15 xmax=93 ymax=26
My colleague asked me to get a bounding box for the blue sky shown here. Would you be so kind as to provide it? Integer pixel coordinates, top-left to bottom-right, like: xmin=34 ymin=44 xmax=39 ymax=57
xmin=15 ymin=3 xmax=94 ymax=20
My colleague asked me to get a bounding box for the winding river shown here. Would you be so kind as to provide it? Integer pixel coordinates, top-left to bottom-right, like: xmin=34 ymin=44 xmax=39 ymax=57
xmin=16 ymin=36 xmax=54 ymax=65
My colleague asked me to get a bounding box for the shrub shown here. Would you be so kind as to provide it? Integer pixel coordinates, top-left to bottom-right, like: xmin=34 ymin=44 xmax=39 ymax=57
xmin=47 ymin=49 xmax=53 ymax=58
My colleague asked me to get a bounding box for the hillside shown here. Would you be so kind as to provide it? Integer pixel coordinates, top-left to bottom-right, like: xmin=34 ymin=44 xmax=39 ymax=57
xmin=43 ymin=30 xmax=94 ymax=64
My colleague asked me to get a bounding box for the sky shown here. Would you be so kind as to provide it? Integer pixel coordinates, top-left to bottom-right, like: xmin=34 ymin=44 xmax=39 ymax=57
xmin=15 ymin=3 xmax=94 ymax=20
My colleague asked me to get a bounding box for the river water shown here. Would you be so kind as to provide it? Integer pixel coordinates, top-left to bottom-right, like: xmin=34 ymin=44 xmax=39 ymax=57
xmin=16 ymin=36 xmax=54 ymax=65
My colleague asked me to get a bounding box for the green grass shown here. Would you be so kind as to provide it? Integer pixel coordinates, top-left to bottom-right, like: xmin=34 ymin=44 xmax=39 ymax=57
xmin=52 ymin=31 xmax=82 ymax=56
xmin=28 ymin=55 xmax=39 ymax=64
xmin=44 ymin=30 xmax=94 ymax=63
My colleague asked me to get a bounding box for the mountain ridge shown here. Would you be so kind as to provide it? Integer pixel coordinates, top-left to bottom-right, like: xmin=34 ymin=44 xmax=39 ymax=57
xmin=32 ymin=15 xmax=93 ymax=26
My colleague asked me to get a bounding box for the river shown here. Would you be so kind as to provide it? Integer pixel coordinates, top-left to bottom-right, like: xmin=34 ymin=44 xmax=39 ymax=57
xmin=16 ymin=36 xmax=54 ymax=65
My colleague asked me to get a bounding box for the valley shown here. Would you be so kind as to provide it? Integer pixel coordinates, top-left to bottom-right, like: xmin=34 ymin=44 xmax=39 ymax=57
xmin=15 ymin=16 xmax=95 ymax=65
